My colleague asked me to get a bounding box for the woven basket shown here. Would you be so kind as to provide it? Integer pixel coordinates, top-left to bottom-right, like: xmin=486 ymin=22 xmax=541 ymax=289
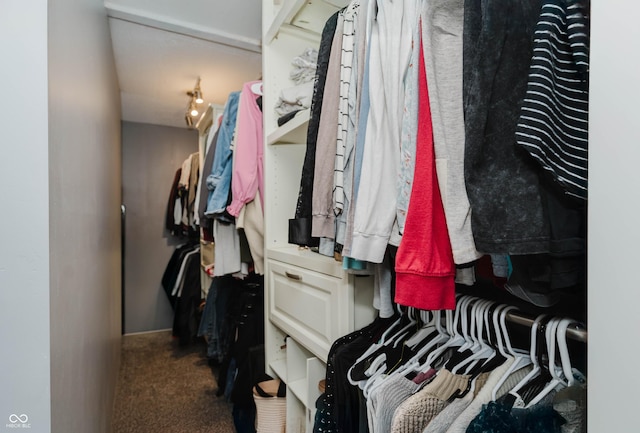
xmin=253 ymin=379 xmax=286 ymax=433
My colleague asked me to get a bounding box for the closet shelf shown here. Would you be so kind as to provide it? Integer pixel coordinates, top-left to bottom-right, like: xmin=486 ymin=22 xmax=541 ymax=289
xmin=267 ymin=244 xmax=346 ymax=279
xmin=287 ymin=378 xmax=309 ymax=407
xmin=267 ymin=109 xmax=310 ymax=145
xmin=265 ymin=0 xmax=348 ymax=43
xmin=269 ymin=359 xmax=288 ymax=382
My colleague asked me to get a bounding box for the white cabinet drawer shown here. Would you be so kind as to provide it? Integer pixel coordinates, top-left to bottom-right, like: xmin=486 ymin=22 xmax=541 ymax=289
xmin=268 ymin=260 xmax=353 ymax=361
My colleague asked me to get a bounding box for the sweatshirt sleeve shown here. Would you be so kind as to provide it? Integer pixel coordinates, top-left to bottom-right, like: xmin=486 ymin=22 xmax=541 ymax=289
xmin=227 ymin=81 xmax=264 ymax=217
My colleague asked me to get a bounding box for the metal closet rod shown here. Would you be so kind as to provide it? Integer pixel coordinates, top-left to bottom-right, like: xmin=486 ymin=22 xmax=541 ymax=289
xmin=504 ymin=310 xmax=587 ymax=343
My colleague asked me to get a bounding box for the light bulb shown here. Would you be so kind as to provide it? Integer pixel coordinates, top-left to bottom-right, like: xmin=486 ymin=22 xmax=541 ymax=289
xmin=190 ymin=108 xmax=199 ymax=117
xmin=195 ymin=89 xmax=203 ymax=104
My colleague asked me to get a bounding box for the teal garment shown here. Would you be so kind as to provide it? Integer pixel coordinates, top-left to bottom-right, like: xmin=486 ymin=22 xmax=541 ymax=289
xmin=343 ymin=257 xmax=367 ymax=271
xmin=466 ymin=399 xmax=565 ymax=433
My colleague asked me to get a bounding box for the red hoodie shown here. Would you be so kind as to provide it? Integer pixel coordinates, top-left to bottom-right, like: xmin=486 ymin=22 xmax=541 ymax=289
xmin=394 ymin=35 xmax=456 ymax=311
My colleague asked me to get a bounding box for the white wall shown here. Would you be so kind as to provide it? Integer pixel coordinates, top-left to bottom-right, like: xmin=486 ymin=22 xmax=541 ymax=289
xmin=588 ymin=1 xmax=640 ymax=431
xmin=0 ymin=1 xmax=51 ymax=431
xmin=47 ymin=0 xmax=123 ymax=431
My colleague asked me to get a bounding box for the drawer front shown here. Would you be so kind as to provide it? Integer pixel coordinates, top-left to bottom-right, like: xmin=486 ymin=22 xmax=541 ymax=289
xmin=268 ymin=260 xmax=351 ymax=360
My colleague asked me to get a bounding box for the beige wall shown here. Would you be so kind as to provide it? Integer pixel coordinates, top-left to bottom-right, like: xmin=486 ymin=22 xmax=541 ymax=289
xmin=122 ymin=121 xmax=197 ymax=334
xmin=48 ymin=0 xmax=123 ymax=432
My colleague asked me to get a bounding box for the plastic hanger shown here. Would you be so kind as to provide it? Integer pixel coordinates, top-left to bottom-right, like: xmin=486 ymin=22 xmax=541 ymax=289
xmin=348 ymin=305 xmax=418 ymax=386
xmin=556 ymin=319 xmax=582 ymax=387
xmin=250 ymin=82 xmax=263 ymax=95
xmin=404 ymin=310 xmax=436 ymax=348
xmin=452 ymin=299 xmax=496 ymax=374
xmin=525 ymin=317 xmax=579 ymax=407
xmin=393 ymin=310 xmax=450 ymax=378
xmin=514 ymin=316 xmax=556 ymax=406
xmin=422 ymin=296 xmax=474 ymax=369
xmin=438 ymin=297 xmax=482 ymax=373
xmin=348 ymin=305 xmax=405 ymax=377
xmin=525 ymin=318 xmax=567 ymax=407
xmin=362 ymin=310 xmax=441 ymax=396
xmin=491 ymin=305 xmax=533 ymax=400
xmin=449 ymin=301 xmax=507 ymax=400
xmin=508 ymin=314 xmax=549 ymax=403
xmin=364 ymin=307 xmax=455 ymax=397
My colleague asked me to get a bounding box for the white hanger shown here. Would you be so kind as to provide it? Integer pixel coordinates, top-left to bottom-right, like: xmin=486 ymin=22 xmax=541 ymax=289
xmin=526 ymin=318 xmax=568 ymax=407
xmin=404 ymin=310 xmax=437 ymax=349
xmin=360 ymin=308 xmax=424 ymax=392
xmin=378 ymin=303 xmax=406 ymax=343
xmin=420 ymin=296 xmax=472 ymax=369
xmin=491 ymin=306 xmax=533 ymax=401
xmin=250 ymin=81 xmax=263 ymax=95
xmin=451 ymin=298 xmax=482 ymax=373
xmin=392 ymin=310 xmax=450 ymax=377
xmin=557 ymin=319 xmax=581 ymax=387
xmin=347 ymin=305 xmax=414 ymax=387
xmin=508 ymin=314 xmax=548 ymax=401
xmin=454 ymin=299 xmax=496 ymax=374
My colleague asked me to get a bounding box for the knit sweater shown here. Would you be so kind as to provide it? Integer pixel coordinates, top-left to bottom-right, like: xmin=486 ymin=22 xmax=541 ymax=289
xmin=391 ymin=369 xmax=487 ymax=433
xmin=421 ymin=371 xmax=491 ymax=433
xmin=444 ymin=356 xmax=515 ymax=433
xmin=367 ymin=374 xmax=422 ymax=433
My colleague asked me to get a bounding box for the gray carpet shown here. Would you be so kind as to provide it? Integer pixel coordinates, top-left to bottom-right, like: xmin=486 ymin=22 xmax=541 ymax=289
xmin=112 ymin=331 xmax=235 ymax=433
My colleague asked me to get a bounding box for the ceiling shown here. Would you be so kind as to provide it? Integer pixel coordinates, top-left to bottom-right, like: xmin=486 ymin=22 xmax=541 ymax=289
xmin=105 ymin=0 xmax=263 ymax=129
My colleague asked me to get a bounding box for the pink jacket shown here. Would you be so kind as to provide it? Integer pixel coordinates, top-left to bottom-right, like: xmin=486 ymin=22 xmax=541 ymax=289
xmin=227 ymin=81 xmax=264 ymax=217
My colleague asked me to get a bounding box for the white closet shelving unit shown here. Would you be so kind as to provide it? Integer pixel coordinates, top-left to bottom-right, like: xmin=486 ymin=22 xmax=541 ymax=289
xmin=262 ymin=1 xmax=376 ymax=432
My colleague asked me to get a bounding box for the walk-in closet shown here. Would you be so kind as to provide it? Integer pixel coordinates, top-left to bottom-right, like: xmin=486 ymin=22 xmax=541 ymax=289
xmin=1 ymin=0 xmax=639 ymax=433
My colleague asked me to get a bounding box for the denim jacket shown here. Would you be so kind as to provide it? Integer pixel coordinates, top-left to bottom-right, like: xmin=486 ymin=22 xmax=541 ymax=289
xmin=205 ymin=91 xmax=240 ymax=217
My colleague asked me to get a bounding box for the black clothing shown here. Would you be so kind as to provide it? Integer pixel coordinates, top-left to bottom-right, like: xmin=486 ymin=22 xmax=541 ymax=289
xmin=463 ymin=0 xmax=549 ymax=254
xmin=290 ymin=11 xmax=340 ymax=247
xmin=161 ymin=243 xmax=198 ymax=308
xmin=172 ymin=251 xmax=202 ymax=345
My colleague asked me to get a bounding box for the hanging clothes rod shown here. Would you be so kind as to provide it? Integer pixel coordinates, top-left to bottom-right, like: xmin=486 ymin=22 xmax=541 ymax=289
xmin=505 ymin=310 xmax=587 ymax=343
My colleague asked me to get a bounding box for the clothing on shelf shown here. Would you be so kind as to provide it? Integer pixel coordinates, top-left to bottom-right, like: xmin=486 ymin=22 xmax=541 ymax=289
xmin=274 ymin=48 xmax=318 ymax=116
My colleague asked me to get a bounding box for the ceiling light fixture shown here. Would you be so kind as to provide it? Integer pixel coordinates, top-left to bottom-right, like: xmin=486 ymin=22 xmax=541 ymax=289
xmin=185 ymin=77 xmax=204 ymax=128
xmin=194 ymin=78 xmax=204 ymax=104
xmin=189 ymin=100 xmax=199 ymax=117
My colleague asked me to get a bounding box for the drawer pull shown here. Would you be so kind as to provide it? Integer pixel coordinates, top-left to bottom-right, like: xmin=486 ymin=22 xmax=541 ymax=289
xmin=285 ymin=271 xmax=302 ymax=281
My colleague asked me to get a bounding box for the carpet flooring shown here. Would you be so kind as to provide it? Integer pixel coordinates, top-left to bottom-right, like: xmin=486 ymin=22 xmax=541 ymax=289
xmin=112 ymin=331 xmax=235 ymax=433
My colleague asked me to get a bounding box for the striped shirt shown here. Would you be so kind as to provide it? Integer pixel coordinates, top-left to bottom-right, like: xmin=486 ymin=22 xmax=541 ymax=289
xmin=334 ymin=1 xmax=359 ymax=216
xmin=516 ymin=0 xmax=589 ymax=200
